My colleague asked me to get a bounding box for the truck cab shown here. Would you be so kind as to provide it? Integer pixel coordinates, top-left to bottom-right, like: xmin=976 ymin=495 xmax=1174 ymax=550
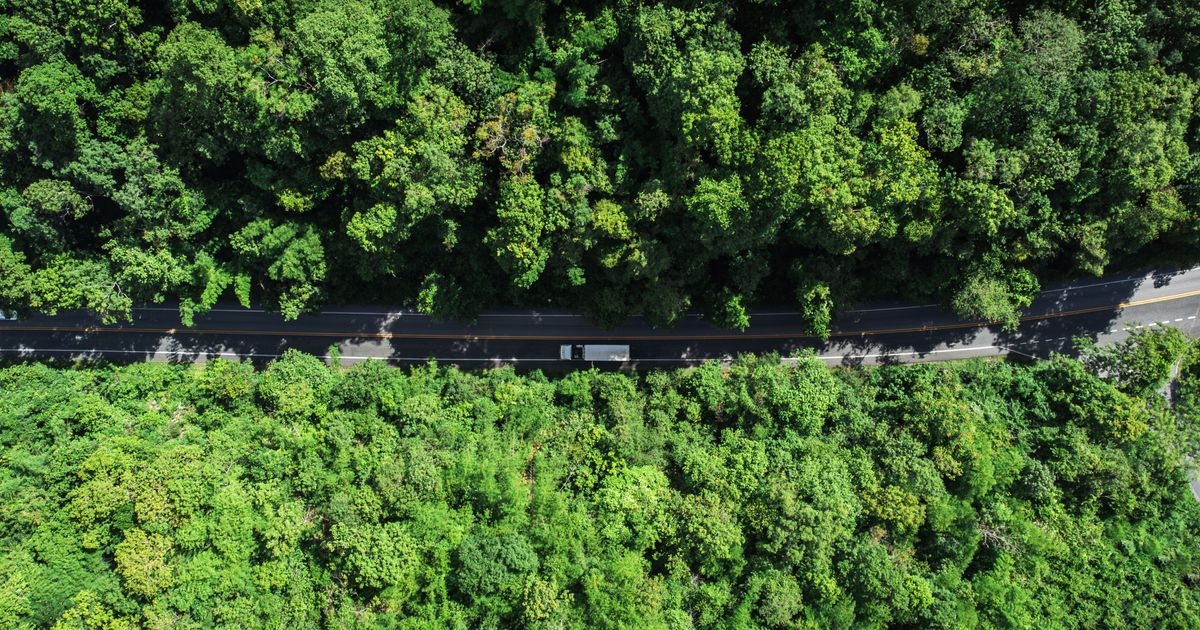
xmin=560 ymin=344 xmax=585 ymax=360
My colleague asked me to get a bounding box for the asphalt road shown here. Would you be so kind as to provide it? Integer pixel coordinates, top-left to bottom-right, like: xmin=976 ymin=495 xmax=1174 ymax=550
xmin=0 ymin=265 xmax=1198 ymax=369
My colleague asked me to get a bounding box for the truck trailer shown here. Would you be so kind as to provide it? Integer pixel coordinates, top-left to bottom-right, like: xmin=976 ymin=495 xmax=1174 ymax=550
xmin=560 ymin=344 xmax=631 ymax=361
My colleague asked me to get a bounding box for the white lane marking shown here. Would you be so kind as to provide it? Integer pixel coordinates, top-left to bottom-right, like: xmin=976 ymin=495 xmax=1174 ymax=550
xmin=1039 ymin=277 xmax=1150 ymax=293
xmin=0 ymin=348 xmax=590 ymax=362
xmin=133 ymin=304 xmax=954 ymax=318
xmin=1038 ymin=278 xmax=1138 ymax=293
xmin=798 ymin=346 xmax=1009 ymax=361
xmin=1037 ymin=266 xmax=1200 ymax=294
xmin=128 ymin=305 xmax=923 ymax=317
xmin=0 ymin=348 xmax=812 ymax=364
xmin=842 ymin=304 xmax=939 ymax=313
xmin=469 ymin=313 xmax=586 ymax=318
xmin=131 ymin=306 xmax=589 ymax=318
xmin=1175 ymin=318 xmax=1184 ymax=322
xmin=1190 ymin=316 xmax=1197 ymax=320
xmin=132 ymin=307 xmax=267 ymax=313
xmin=131 ymin=308 xmax=811 ymax=319
xmin=0 ymin=345 xmax=1038 ymax=364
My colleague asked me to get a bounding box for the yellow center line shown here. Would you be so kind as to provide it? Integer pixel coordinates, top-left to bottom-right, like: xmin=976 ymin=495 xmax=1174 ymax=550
xmin=3 ymin=288 xmax=1199 ymax=341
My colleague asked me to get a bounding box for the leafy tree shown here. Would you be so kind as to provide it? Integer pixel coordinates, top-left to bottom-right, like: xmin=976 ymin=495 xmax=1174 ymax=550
xmin=0 ymin=348 xmax=1198 ymax=626
xmin=0 ymin=0 xmax=1199 ymax=337
xmin=292 ymin=0 xmax=394 ymax=130
xmin=256 ymin=348 xmax=335 ymax=418
xmin=3 ymin=179 xmax=90 ymax=251
xmin=1077 ymin=327 xmax=1191 ymax=398
xmin=0 ymin=235 xmax=34 ymax=308
xmin=228 ymin=219 xmax=326 ymax=319
xmin=951 ymin=261 xmax=1038 ymax=329
xmin=114 ymin=529 xmax=174 ymax=599
xmin=487 ymin=175 xmax=556 ymax=290
xmin=152 ymin=22 xmax=243 ymax=165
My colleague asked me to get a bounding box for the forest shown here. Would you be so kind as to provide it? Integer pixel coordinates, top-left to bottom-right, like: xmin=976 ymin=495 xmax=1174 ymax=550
xmin=2 ymin=0 xmax=1200 ymax=331
xmin=0 ymin=328 xmax=1198 ymax=627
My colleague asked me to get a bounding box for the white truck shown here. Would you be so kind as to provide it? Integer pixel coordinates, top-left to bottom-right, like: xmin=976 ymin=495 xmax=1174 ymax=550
xmin=560 ymin=344 xmax=630 ymax=362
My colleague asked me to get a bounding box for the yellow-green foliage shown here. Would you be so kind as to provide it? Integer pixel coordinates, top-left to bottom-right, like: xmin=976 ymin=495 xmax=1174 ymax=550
xmin=0 ymin=350 xmax=1197 ymax=627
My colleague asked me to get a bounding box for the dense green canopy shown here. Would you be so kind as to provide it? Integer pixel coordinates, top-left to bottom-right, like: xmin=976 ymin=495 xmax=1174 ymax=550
xmin=1 ymin=0 xmax=1199 ymax=330
xmin=1 ymin=330 xmax=1198 ymax=627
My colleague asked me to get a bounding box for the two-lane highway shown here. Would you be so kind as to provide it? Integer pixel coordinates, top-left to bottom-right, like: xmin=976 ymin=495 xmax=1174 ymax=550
xmin=0 ymin=265 xmax=1198 ymax=367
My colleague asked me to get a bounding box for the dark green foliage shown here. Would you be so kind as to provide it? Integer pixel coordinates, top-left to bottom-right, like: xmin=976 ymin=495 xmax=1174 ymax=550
xmin=1 ymin=349 xmax=1199 ymax=626
xmin=1 ymin=0 xmax=1199 ymax=331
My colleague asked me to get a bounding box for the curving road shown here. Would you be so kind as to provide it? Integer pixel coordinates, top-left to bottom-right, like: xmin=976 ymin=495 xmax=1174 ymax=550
xmin=0 ymin=265 xmax=1198 ymax=368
